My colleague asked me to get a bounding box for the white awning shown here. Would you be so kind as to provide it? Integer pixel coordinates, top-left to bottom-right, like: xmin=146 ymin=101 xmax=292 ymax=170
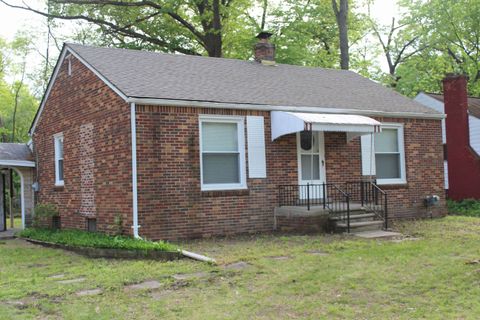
xmin=271 ymin=111 xmax=382 ymax=141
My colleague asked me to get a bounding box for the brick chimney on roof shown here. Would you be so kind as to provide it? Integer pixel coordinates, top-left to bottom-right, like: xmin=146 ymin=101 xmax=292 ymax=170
xmin=254 ymin=32 xmax=275 ymax=64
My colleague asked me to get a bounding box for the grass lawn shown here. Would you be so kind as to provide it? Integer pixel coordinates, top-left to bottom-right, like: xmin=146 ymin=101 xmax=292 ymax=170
xmin=0 ymin=216 xmax=479 ymax=319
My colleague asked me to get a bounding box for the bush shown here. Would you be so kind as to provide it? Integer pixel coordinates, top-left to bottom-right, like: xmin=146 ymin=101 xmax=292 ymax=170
xmin=18 ymin=228 xmax=176 ymax=252
xmin=33 ymin=203 xmax=59 ymax=228
xmin=447 ymin=199 xmax=480 ymax=217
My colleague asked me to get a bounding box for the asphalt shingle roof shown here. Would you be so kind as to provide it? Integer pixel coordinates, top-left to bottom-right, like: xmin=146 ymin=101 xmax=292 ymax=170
xmin=0 ymin=143 xmax=33 ymax=162
xmin=67 ymin=43 xmax=438 ymax=115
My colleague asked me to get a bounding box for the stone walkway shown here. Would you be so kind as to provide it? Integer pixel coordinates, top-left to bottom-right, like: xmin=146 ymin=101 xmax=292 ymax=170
xmin=353 ymin=230 xmax=403 ymax=239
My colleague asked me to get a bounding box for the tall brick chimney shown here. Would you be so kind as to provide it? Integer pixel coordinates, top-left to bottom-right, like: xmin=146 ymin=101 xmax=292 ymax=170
xmin=443 ymin=73 xmax=480 ymax=200
xmin=254 ymin=31 xmax=275 ymax=64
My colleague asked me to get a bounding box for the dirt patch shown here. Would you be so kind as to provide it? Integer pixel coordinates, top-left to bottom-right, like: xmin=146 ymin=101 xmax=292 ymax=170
xmin=150 ymin=290 xmax=174 ymax=300
xmin=305 ymin=250 xmax=329 ymax=256
xmin=267 ymin=256 xmax=291 ymax=260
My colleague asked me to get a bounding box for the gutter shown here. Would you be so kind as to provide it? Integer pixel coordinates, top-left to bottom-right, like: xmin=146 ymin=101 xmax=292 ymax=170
xmin=127 ymin=97 xmax=446 ymax=120
xmin=130 ymin=102 xmax=140 ymax=238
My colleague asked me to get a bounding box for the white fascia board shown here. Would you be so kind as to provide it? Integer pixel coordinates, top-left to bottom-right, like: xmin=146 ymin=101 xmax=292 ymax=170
xmin=127 ymin=97 xmax=446 ymax=120
xmin=0 ymin=160 xmax=36 ymax=167
xmin=29 ymin=45 xmax=129 ymax=136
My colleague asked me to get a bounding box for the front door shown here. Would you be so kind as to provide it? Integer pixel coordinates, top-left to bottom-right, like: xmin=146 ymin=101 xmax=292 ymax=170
xmin=0 ymin=173 xmax=5 ymax=232
xmin=297 ymin=131 xmax=326 ymax=200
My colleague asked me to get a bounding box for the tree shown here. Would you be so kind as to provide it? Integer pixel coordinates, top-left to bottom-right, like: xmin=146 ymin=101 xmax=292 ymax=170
xmin=332 ymin=0 xmax=349 ymax=69
xmin=396 ymin=0 xmax=480 ymax=95
xmin=0 ymin=0 xmax=258 ymax=58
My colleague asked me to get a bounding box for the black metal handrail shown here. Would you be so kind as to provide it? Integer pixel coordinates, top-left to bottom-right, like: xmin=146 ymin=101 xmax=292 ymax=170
xmin=344 ymin=181 xmax=388 ymax=229
xmin=278 ymin=183 xmax=351 ymax=232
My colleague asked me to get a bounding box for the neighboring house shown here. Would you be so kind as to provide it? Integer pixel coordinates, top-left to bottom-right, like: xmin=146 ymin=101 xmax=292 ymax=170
xmin=29 ymin=35 xmax=446 ymax=240
xmin=415 ymin=74 xmax=480 ymax=200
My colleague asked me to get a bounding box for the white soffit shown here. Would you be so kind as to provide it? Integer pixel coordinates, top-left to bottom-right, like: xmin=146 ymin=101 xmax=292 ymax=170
xmin=271 ymin=111 xmax=382 ymax=141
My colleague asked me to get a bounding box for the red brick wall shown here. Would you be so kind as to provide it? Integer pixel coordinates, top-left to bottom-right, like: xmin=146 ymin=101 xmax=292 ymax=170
xmin=32 ymin=56 xmax=133 ymax=234
xmin=136 ymin=106 xmax=446 ymax=240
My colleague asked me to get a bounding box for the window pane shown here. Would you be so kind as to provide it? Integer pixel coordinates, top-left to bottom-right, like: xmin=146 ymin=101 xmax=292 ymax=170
xmin=58 ymin=139 xmax=64 ymax=158
xmin=375 ymin=129 xmax=398 ymax=153
xmin=301 ymin=155 xmax=320 ymax=180
xmin=202 ymin=122 xmax=238 ymax=152
xmin=375 ymin=154 xmax=400 ymax=179
xmin=58 ymin=159 xmax=64 ymax=181
xmin=202 ymin=153 xmax=239 ymax=184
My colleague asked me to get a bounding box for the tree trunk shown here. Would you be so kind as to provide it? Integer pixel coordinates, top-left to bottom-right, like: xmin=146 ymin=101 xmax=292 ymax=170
xmin=332 ymin=0 xmax=349 ymax=70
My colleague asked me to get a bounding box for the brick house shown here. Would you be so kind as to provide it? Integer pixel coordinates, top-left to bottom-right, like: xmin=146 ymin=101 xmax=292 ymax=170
xmin=29 ymin=36 xmax=446 ymax=240
xmin=415 ymin=74 xmax=480 ymax=200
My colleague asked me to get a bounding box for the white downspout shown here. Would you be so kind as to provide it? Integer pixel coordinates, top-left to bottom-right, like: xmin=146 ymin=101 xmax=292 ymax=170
xmin=130 ymin=102 xmax=140 ymax=238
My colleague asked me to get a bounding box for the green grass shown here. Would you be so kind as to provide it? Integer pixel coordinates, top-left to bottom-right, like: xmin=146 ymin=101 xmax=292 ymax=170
xmin=1 ymin=216 xmax=480 ymax=319
xmin=18 ymin=228 xmax=177 ymax=252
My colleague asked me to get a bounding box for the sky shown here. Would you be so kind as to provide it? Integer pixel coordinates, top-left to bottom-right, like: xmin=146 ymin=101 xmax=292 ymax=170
xmin=0 ymin=0 xmax=401 ymax=81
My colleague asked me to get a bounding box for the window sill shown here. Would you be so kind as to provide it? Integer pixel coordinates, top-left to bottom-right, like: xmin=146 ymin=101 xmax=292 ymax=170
xmin=53 ymin=185 xmax=65 ymax=191
xmin=201 ymin=189 xmax=250 ymax=197
xmin=377 ymin=182 xmax=408 ymax=190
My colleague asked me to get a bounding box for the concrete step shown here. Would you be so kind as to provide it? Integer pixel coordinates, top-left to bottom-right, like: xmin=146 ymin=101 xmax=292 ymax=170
xmin=329 ymin=213 xmax=376 ymax=222
xmin=335 ymin=220 xmax=384 ymax=232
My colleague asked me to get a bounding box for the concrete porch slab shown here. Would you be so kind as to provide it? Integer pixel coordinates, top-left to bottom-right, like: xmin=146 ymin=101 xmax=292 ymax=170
xmin=352 ymin=230 xmax=402 ymax=239
xmin=0 ymin=229 xmax=19 ymax=240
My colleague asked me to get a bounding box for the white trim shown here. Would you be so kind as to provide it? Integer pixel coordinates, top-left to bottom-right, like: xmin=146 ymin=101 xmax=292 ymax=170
xmin=199 ymin=115 xmax=247 ymax=191
xmin=29 ymin=45 xmax=129 ymax=135
xmin=128 ymin=97 xmax=446 ymax=120
xmin=0 ymin=160 xmax=35 ymax=167
xmin=375 ymin=123 xmax=407 ymax=185
xmin=53 ymin=133 xmax=64 ymax=187
xmin=130 ymin=103 xmax=140 ymax=238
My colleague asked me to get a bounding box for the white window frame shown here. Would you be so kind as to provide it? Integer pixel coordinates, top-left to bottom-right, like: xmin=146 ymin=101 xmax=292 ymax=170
xmin=375 ymin=123 xmax=407 ymax=185
xmin=199 ymin=115 xmax=247 ymax=191
xmin=53 ymin=132 xmax=64 ymax=186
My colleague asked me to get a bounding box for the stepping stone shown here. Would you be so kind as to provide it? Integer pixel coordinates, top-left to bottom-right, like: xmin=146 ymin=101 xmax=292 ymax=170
xmin=76 ymin=288 xmax=103 ymax=297
xmin=58 ymin=277 xmax=86 ymax=284
xmin=353 ymin=230 xmax=403 ymax=239
xmin=48 ymin=274 xmax=65 ymax=279
xmin=224 ymin=261 xmax=250 ymax=270
xmin=267 ymin=256 xmax=290 ymax=260
xmin=124 ymin=280 xmax=161 ymax=292
xmin=150 ymin=290 xmax=173 ymax=300
xmin=172 ymin=272 xmax=209 ymax=280
xmin=305 ymin=250 xmax=329 ymax=256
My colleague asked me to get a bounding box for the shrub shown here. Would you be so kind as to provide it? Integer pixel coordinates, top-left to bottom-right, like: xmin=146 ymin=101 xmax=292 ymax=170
xmin=18 ymin=228 xmax=176 ymax=252
xmin=447 ymin=199 xmax=480 ymax=217
xmin=33 ymin=203 xmax=59 ymax=228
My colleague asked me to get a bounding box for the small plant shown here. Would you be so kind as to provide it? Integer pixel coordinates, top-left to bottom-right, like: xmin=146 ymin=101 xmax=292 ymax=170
xmin=33 ymin=203 xmax=59 ymax=228
xmin=113 ymin=214 xmax=123 ymax=236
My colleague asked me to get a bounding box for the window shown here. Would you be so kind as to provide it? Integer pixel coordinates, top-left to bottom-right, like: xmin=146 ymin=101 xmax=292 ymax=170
xmin=199 ymin=116 xmax=246 ymax=191
xmin=54 ymin=133 xmax=64 ymax=186
xmin=375 ymin=124 xmax=406 ymax=185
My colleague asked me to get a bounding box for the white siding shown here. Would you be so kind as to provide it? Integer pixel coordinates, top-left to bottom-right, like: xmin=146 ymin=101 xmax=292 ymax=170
xmin=469 ymin=115 xmax=480 ymax=155
xmin=246 ymin=116 xmax=267 ymax=178
xmin=414 ymin=93 xmax=446 ymax=143
xmin=361 ymin=134 xmax=376 ymax=176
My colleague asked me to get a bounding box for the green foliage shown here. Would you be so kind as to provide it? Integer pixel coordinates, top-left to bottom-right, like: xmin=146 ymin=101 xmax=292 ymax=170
xmin=18 ymin=228 xmax=177 ymax=252
xmin=447 ymin=199 xmax=480 ymax=217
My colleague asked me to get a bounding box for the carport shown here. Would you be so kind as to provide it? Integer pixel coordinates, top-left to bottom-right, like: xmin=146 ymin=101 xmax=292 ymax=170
xmin=0 ymin=143 xmax=35 ymax=231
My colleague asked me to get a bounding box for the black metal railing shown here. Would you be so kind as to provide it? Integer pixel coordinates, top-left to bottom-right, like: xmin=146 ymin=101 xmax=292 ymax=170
xmin=278 ymin=181 xmax=388 ymax=232
xmin=344 ymin=181 xmax=388 ymax=229
xmin=278 ymin=183 xmax=351 ymax=232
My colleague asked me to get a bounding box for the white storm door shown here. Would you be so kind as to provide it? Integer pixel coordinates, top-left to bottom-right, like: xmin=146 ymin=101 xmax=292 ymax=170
xmin=297 ymin=131 xmax=326 ymax=200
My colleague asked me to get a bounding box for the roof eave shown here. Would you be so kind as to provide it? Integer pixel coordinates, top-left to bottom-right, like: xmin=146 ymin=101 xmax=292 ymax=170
xmin=127 ymin=97 xmax=446 ymax=120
